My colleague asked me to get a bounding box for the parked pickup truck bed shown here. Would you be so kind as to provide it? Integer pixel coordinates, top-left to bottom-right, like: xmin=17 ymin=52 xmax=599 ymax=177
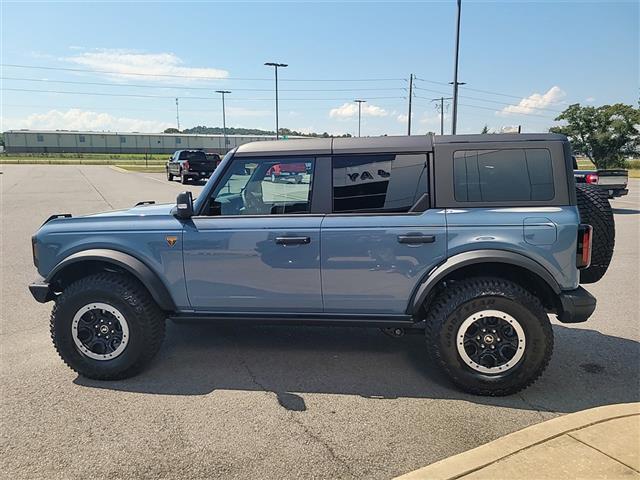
xmin=573 ymin=158 xmax=628 ymax=198
xmin=166 ymin=150 xmax=218 ymax=184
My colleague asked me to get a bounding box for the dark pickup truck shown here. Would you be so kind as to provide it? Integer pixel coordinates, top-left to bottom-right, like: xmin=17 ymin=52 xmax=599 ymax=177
xmin=166 ymin=150 xmax=219 ymax=184
xmin=573 ymin=157 xmax=628 ymax=198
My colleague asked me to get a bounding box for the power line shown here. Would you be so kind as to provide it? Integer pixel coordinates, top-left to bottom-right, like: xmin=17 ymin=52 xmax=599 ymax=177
xmin=1 ymin=63 xmax=405 ymax=82
xmin=0 ymin=76 xmax=407 ymax=92
xmin=415 ymin=94 xmax=557 ymax=118
xmin=1 ymin=87 xmax=405 ymax=102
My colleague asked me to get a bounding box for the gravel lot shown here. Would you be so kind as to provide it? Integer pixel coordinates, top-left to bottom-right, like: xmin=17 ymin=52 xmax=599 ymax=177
xmin=1 ymin=165 xmax=639 ymax=480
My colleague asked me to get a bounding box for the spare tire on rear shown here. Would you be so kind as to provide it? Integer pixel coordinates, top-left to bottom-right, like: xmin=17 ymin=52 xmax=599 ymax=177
xmin=576 ymin=184 xmax=615 ymax=284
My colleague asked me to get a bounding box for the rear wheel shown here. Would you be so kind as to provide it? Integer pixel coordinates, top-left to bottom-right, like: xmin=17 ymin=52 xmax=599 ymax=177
xmin=166 ymin=169 xmax=174 ymax=181
xmin=425 ymin=277 xmax=553 ymax=396
xmin=50 ymin=272 xmax=165 ymax=380
xmin=576 ymin=184 xmax=615 ymax=284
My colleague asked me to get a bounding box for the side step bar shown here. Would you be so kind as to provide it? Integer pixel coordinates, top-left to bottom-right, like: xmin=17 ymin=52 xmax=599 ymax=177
xmin=168 ymin=312 xmax=418 ymax=328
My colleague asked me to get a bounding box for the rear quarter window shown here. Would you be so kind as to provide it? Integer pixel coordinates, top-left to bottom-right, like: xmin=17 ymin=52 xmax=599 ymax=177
xmin=453 ymin=148 xmax=554 ymax=202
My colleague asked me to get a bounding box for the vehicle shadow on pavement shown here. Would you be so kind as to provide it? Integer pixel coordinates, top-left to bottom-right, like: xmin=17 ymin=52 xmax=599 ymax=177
xmin=75 ymin=322 xmax=640 ymax=413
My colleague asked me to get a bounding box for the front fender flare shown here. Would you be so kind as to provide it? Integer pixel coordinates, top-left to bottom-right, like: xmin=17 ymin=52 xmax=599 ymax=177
xmin=407 ymin=249 xmax=561 ymax=315
xmin=47 ymin=249 xmax=176 ymax=311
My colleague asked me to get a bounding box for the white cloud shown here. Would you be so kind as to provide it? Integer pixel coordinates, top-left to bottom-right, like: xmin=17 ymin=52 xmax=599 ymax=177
xmin=397 ymin=114 xmax=408 ymax=123
xmin=329 ymin=102 xmax=388 ymax=119
xmin=2 ymin=109 xmax=172 ymax=132
xmin=585 ymin=96 xmax=596 ymax=103
xmin=499 ymin=86 xmax=566 ymax=116
xmin=65 ymin=49 xmax=228 ymax=82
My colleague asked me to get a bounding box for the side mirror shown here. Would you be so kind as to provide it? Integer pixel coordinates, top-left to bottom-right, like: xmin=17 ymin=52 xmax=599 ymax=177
xmin=175 ymin=191 xmax=194 ymax=219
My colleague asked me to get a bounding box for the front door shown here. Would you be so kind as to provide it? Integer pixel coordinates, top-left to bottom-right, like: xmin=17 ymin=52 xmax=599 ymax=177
xmin=183 ymin=155 xmax=323 ymax=312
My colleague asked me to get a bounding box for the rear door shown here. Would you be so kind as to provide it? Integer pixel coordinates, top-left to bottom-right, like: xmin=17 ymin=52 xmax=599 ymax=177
xmin=320 ymin=153 xmax=447 ymax=314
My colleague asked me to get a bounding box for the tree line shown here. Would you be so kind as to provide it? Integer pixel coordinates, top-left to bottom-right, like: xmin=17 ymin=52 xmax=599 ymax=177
xmin=164 ymin=126 xmax=352 ymax=138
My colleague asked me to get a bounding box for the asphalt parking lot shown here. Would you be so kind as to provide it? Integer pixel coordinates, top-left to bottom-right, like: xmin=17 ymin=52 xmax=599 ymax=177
xmin=1 ymin=165 xmax=639 ymax=480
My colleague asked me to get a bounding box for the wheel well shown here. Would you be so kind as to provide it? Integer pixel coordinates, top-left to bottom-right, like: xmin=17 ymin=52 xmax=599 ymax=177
xmin=418 ymin=262 xmax=561 ymax=319
xmin=50 ymin=260 xmax=138 ymax=292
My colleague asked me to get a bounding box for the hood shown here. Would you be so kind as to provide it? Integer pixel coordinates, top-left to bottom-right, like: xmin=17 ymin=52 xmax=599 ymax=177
xmin=83 ymin=202 xmax=176 ymax=218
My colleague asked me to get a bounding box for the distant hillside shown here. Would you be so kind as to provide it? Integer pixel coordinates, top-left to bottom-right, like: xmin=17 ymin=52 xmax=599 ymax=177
xmin=166 ymin=126 xmax=352 ymax=138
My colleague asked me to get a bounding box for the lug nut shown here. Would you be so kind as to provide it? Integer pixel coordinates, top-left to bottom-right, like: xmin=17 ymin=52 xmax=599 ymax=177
xmin=476 ymin=336 xmax=481 ymax=340
xmin=481 ymin=344 xmax=485 ymax=348
xmin=491 ymin=345 xmax=495 ymax=350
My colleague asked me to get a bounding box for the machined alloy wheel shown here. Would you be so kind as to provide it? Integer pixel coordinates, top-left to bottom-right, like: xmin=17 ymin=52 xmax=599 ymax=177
xmin=456 ymin=309 xmax=526 ymax=374
xmin=425 ymin=277 xmax=553 ymax=396
xmin=50 ymin=272 xmax=165 ymax=380
xmin=72 ymin=303 xmax=129 ymax=360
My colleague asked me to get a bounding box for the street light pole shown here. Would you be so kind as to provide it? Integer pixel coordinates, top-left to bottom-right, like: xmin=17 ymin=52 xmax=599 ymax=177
xmin=354 ymin=99 xmax=366 ymax=137
xmin=451 ymin=0 xmax=463 ymax=134
xmin=407 ymin=74 xmax=413 ymax=136
xmin=175 ymin=98 xmax=180 ymax=131
xmin=264 ymin=62 xmax=288 ymax=139
xmin=215 ymin=90 xmax=231 ymax=151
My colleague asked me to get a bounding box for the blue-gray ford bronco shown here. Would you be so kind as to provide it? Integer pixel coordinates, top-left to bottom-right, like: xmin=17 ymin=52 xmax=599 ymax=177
xmin=30 ymin=134 xmax=615 ymax=396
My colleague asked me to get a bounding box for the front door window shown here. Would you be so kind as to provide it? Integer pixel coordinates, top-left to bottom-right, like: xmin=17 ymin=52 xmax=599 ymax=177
xmin=202 ymin=157 xmax=314 ymax=216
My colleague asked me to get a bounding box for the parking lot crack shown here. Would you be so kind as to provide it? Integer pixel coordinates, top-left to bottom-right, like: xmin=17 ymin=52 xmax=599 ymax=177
xmin=77 ymin=167 xmax=114 ymax=209
xmin=518 ymin=393 xmax=555 ymax=421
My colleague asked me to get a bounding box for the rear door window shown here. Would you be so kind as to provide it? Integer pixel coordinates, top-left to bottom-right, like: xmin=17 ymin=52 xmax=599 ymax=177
xmin=453 ymin=148 xmax=554 ymax=202
xmin=331 ymin=154 xmax=427 ymax=213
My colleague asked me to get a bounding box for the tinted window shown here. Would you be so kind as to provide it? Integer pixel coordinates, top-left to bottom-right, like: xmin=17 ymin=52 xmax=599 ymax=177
xmin=453 ymin=149 xmax=554 ymax=202
xmin=332 ymin=154 xmax=427 ymax=213
xmin=204 ymin=157 xmax=314 ymax=216
xmin=179 ymin=151 xmax=206 ymax=161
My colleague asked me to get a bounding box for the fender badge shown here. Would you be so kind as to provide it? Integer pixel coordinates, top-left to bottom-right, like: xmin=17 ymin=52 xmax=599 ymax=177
xmin=166 ymin=236 xmax=178 ymax=247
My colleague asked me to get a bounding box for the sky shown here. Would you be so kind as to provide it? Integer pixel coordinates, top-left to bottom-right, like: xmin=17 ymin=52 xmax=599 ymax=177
xmin=1 ymin=0 xmax=638 ymax=137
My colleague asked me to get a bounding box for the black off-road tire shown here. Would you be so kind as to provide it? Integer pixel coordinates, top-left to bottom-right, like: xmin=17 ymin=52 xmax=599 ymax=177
xmin=50 ymin=272 xmax=166 ymax=380
xmin=576 ymin=184 xmax=615 ymax=284
xmin=425 ymin=277 xmax=553 ymax=396
xmin=166 ymin=169 xmax=174 ymax=181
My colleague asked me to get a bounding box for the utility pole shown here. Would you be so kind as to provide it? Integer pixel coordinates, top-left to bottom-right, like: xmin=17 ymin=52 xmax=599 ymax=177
xmin=354 ymin=99 xmax=366 ymax=137
xmin=264 ymin=62 xmax=288 ymax=139
xmin=407 ymin=74 xmax=413 ymax=136
xmin=432 ymin=97 xmax=453 ymax=135
xmin=215 ymin=90 xmax=231 ymax=151
xmin=450 ymin=0 xmax=464 ymax=134
xmin=175 ymin=98 xmax=180 ymax=131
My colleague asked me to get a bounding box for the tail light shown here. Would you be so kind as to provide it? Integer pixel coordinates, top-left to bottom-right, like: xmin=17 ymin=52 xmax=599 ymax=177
xmin=576 ymin=224 xmax=593 ymax=269
xmin=585 ymin=173 xmax=599 ymax=184
xmin=183 ymin=160 xmax=190 ymax=170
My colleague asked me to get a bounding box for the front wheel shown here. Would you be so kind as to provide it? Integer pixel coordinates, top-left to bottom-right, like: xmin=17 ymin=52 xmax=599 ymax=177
xmin=50 ymin=272 xmax=166 ymax=380
xmin=425 ymin=277 xmax=553 ymax=396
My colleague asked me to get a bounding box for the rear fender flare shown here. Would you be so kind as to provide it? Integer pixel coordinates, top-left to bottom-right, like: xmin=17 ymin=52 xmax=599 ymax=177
xmin=47 ymin=249 xmax=176 ymax=311
xmin=407 ymin=249 xmax=561 ymax=315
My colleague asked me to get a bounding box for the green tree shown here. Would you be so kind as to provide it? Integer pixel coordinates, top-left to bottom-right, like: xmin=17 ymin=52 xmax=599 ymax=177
xmin=481 ymin=125 xmax=489 ymax=134
xmin=550 ymin=103 xmax=639 ymax=169
xmin=163 ymin=127 xmax=181 ymax=134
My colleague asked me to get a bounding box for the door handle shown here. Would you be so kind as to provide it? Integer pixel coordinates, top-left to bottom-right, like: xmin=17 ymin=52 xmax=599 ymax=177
xmin=275 ymin=236 xmax=311 ymax=245
xmin=397 ymin=234 xmax=436 ymax=244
